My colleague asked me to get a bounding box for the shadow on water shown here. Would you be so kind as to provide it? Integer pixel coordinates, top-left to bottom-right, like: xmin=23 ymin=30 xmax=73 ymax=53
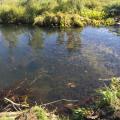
xmin=0 ymin=25 xmax=120 ymax=103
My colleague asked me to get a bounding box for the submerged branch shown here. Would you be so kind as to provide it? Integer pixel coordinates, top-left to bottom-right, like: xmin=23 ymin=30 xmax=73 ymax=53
xmin=41 ymin=99 xmax=79 ymax=106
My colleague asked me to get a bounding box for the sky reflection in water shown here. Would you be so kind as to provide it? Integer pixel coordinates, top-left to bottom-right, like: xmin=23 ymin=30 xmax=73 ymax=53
xmin=0 ymin=25 xmax=120 ymax=102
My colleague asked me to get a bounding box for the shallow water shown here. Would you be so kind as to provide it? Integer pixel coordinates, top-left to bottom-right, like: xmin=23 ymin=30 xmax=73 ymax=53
xmin=0 ymin=25 xmax=120 ymax=103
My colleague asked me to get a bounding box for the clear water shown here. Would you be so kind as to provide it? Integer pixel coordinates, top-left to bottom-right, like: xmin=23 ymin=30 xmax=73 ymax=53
xmin=0 ymin=25 xmax=120 ymax=103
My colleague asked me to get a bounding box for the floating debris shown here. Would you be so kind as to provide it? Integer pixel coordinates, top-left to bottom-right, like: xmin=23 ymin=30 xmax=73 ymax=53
xmin=66 ymin=82 xmax=77 ymax=88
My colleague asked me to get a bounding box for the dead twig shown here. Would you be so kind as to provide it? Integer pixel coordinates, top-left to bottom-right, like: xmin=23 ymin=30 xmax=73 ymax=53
xmin=41 ymin=99 xmax=79 ymax=106
xmin=4 ymin=97 xmax=29 ymax=108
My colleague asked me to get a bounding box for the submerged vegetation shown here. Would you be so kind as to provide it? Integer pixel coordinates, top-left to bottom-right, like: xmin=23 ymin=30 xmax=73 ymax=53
xmin=0 ymin=0 xmax=119 ymax=27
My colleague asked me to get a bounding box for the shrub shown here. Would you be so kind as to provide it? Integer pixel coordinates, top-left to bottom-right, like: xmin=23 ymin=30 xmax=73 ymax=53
xmin=34 ymin=16 xmax=45 ymax=26
xmin=0 ymin=5 xmax=25 ymax=23
xmin=104 ymin=18 xmax=115 ymax=26
xmin=90 ymin=19 xmax=103 ymax=27
xmin=81 ymin=9 xmax=105 ymax=20
xmin=34 ymin=12 xmax=73 ymax=28
xmin=54 ymin=0 xmax=84 ymax=13
xmin=0 ymin=0 xmax=118 ymax=27
xmin=71 ymin=14 xmax=84 ymax=27
xmin=104 ymin=3 xmax=120 ymax=17
xmin=85 ymin=0 xmax=101 ymax=10
xmin=59 ymin=14 xmax=72 ymax=28
xmin=25 ymin=1 xmax=42 ymax=23
xmin=44 ymin=13 xmax=56 ymax=27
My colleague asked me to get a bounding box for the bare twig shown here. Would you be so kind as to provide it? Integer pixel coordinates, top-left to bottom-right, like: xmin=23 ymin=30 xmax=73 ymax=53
xmin=41 ymin=99 xmax=79 ymax=106
xmin=4 ymin=97 xmax=29 ymax=108
xmin=3 ymin=104 xmax=11 ymax=111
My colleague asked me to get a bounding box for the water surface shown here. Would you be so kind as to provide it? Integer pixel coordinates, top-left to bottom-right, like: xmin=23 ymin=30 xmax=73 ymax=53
xmin=0 ymin=25 xmax=120 ymax=103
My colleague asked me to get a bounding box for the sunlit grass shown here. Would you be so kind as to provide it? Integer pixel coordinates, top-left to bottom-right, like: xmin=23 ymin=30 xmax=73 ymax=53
xmin=0 ymin=0 xmax=119 ymax=26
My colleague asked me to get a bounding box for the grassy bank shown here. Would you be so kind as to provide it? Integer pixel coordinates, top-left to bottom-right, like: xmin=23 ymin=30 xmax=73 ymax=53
xmin=0 ymin=78 xmax=120 ymax=120
xmin=0 ymin=0 xmax=119 ymax=28
xmin=0 ymin=106 xmax=66 ymax=120
xmin=72 ymin=78 xmax=120 ymax=120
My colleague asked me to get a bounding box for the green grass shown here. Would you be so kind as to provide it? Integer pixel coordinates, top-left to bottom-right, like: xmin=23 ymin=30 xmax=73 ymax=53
xmin=72 ymin=78 xmax=120 ymax=120
xmin=0 ymin=0 xmax=119 ymax=27
xmin=1 ymin=78 xmax=120 ymax=119
xmin=99 ymin=78 xmax=120 ymax=110
xmin=32 ymin=106 xmax=49 ymax=120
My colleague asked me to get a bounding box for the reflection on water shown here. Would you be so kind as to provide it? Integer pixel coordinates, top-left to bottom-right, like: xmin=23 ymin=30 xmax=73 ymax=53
xmin=0 ymin=25 xmax=120 ymax=102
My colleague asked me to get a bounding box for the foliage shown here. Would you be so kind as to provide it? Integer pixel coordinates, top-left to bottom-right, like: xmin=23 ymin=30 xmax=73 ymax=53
xmin=104 ymin=18 xmax=115 ymax=26
xmin=29 ymin=106 xmax=69 ymax=120
xmin=0 ymin=0 xmax=119 ymax=27
xmin=34 ymin=16 xmax=45 ymax=26
xmin=104 ymin=3 xmax=120 ymax=17
xmin=0 ymin=5 xmax=25 ymax=23
xmin=34 ymin=12 xmax=116 ymax=28
xmin=72 ymin=78 xmax=120 ymax=120
xmin=54 ymin=0 xmax=84 ymax=13
xmin=0 ymin=116 xmax=13 ymax=120
xmin=85 ymin=0 xmax=101 ymax=10
xmin=32 ymin=106 xmax=49 ymax=120
xmin=80 ymin=9 xmax=105 ymax=20
xmin=73 ymin=107 xmax=94 ymax=120
xmin=99 ymin=78 xmax=120 ymax=110
xmin=34 ymin=13 xmax=85 ymax=28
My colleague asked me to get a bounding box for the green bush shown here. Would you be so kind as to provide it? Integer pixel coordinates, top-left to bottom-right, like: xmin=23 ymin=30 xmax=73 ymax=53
xmin=34 ymin=13 xmax=84 ymax=28
xmin=71 ymin=14 xmax=84 ymax=27
xmin=25 ymin=1 xmax=42 ymax=23
xmin=81 ymin=9 xmax=105 ymax=20
xmin=54 ymin=0 xmax=84 ymax=13
xmin=0 ymin=0 xmax=118 ymax=26
xmin=104 ymin=18 xmax=115 ymax=26
xmin=0 ymin=5 xmax=25 ymax=23
xmin=85 ymin=0 xmax=101 ymax=10
xmin=104 ymin=3 xmax=120 ymax=17
xmin=34 ymin=16 xmax=45 ymax=26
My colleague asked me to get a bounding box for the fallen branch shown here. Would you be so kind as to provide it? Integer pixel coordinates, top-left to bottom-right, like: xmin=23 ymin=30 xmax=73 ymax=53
xmin=4 ymin=97 xmax=29 ymax=108
xmin=0 ymin=112 xmax=23 ymax=117
xmin=41 ymin=99 xmax=79 ymax=106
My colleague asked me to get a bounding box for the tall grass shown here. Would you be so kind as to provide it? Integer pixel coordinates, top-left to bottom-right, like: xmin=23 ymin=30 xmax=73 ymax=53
xmin=0 ymin=0 xmax=119 ymax=26
xmin=99 ymin=78 xmax=120 ymax=110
